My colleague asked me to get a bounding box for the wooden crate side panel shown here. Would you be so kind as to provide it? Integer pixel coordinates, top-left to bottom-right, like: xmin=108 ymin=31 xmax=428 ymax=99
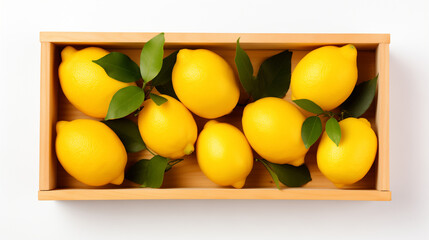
xmin=39 ymin=32 xmax=390 ymax=50
xmin=39 ymin=42 xmax=58 ymax=190
xmin=38 ymin=33 xmax=391 ymax=201
xmin=38 ymin=188 xmax=391 ymax=201
xmin=375 ymin=43 xmax=390 ymax=191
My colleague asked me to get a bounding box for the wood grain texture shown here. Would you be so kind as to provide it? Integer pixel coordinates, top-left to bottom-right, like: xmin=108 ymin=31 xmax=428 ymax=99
xmin=39 ymin=42 xmax=58 ymax=190
xmin=38 ymin=188 xmax=391 ymax=201
xmin=375 ymin=43 xmax=390 ymax=191
xmin=40 ymin=32 xmax=390 ymax=50
xmin=39 ymin=33 xmax=390 ymax=200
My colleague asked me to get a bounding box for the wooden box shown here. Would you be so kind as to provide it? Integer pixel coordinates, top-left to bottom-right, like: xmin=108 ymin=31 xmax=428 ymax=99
xmin=39 ymin=32 xmax=390 ymax=201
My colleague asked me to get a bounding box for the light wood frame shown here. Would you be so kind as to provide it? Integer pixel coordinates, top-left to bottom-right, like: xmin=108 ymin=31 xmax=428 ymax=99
xmin=39 ymin=33 xmax=390 ymax=201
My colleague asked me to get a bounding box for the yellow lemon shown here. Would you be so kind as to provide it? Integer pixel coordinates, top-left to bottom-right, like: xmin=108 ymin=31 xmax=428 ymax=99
xmin=138 ymin=94 xmax=197 ymax=159
xmin=317 ymin=118 xmax=377 ymax=187
xmin=172 ymin=49 xmax=240 ymax=119
xmin=242 ymin=97 xmax=308 ymax=166
xmin=197 ymin=120 xmax=253 ymax=188
xmin=55 ymin=119 xmax=127 ymax=186
xmin=58 ymin=46 xmax=136 ymax=118
xmin=291 ymin=44 xmax=358 ymax=111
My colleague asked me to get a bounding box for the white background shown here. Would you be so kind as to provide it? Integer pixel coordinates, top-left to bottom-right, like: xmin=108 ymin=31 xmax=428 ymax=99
xmin=1 ymin=0 xmax=428 ymax=239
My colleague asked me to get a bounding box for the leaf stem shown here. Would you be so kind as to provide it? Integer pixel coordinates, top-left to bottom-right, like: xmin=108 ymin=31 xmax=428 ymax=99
xmin=144 ymin=85 xmax=155 ymax=99
xmin=317 ymin=111 xmax=341 ymax=120
xmin=257 ymin=158 xmax=281 ymax=189
xmin=168 ymin=159 xmax=184 ymax=167
xmin=146 ymin=148 xmax=156 ymax=156
xmin=165 ymin=159 xmax=184 ymax=172
xmin=133 ymin=107 xmax=142 ymax=117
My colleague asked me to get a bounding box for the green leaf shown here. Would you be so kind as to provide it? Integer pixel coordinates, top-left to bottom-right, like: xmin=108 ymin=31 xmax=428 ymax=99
xmin=152 ymin=50 xmax=179 ymax=99
xmin=125 ymin=155 xmax=169 ymax=188
xmin=256 ymin=50 xmax=292 ymax=99
xmin=105 ymin=86 xmax=145 ymax=120
xmin=325 ymin=117 xmax=341 ymax=146
xmin=235 ymin=38 xmax=292 ymax=101
xmin=142 ymin=155 xmax=169 ymax=188
xmin=150 ymin=93 xmax=168 ymax=106
xmin=301 ymin=116 xmax=322 ymax=149
xmin=152 ymin=50 xmax=178 ymax=86
xmin=341 ymin=75 xmax=378 ymax=117
xmin=257 ymin=159 xmax=280 ymax=189
xmin=259 ymin=159 xmax=311 ymax=188
xmin=93 ymin=52 xmax=141 ymax=83
xmin=235 ymin=38 xmax=259 ymax=98
xmin=102 ymin=119 xmax=146 ymax=153
xmin=270 ymin=162 xmax=312 ymax=187
xmin=140 ymin=33 xmax=165 ymax=83
xmin=126 ymin=159 xmax=150 ymax=185
xmin=293 ymin=99 xmax=324 ymax=114
xmin=155 ymin=81 xmax=178 ymax=99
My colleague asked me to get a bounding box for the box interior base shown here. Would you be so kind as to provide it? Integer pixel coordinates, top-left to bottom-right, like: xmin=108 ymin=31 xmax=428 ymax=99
xmin=50 ymin=44 xmax=378 ymax=191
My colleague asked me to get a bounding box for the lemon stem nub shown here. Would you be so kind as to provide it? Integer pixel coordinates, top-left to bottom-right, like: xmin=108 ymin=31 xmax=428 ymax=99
xmin=288 ymin=157 xmax=305 ymax=167
xmin=56 ymin=121 xmax=68 ymax=133
xmin=183 ymin=144 xmax=194 ymax=155
xmin=232 ymin=179 xmax=246 ymax=189
xmin=110 ymin=172 xmax=124 ymax=185
xmin=61 ymin=46 xmax=77 ymax=60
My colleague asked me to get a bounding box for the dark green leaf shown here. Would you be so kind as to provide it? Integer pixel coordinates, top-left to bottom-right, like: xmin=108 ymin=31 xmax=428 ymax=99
xmin=259 ymin=159 xmax=311 ymax=188
xmin=293 ymin=99 xmax=324 ymax=114
xmin=152 ymin=50 xmax=179 ymax=99
xmin=105 ymin=86 xmax=145 ymax=120
xmin=256 ymin=50 xmax=292 ymax=99
xmin=152 ymin=51 xmax=177 ymax=83
xmin=125 ymin=155 xmax=169 ymax=188
xmin=325 ymin=117 xmax=341 ymax=146
xmin=93 ymin=52 xmax=141 ymax=83
xmin=143 ymin=155 xmax=169 ymax=188
xmin=257 ymin=159 xmax=280 ymax=189
xmin=301 ymin=116 xmax=322 ymax=149
xmin=150 ymin=93 xmax=168 ymax=106
xmin=126 ymin=160 xmax=150 ymax=185
xmin=235 ymin=38 xmax=292 ymax=101
xmin=268 ymin=161 xmax=312 ymax=187
xmin=235 ymin=38 xmax=260 ymax=98
xmin=341 ymin=75 xmax=378 ymax=117
xmin=140 ymin=33 xmax=165 ymax=83
xmin=102 ymin=119 xmax=146 ymax=153
xmin=155 ymin=81 xmax=178 ymax=99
